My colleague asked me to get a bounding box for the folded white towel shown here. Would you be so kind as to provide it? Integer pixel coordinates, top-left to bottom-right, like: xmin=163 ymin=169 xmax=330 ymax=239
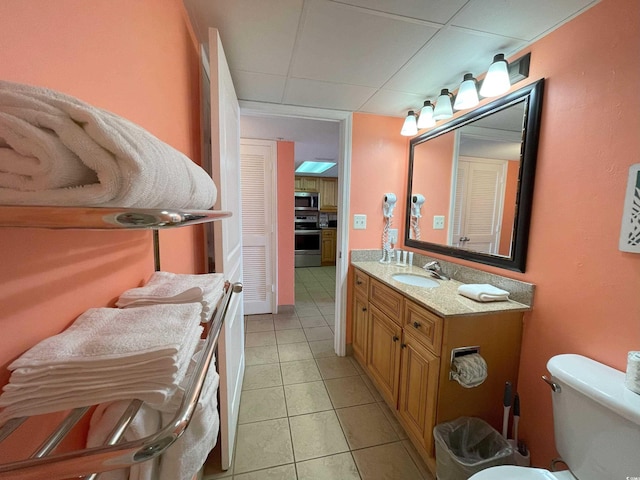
xmin=87 ymin=400 xmax=161 ymax=480
xmin=0 ymin=80 xmax=217 ymax=208
xmin=457 ymin=284 xmax=510 ymax=302
xmin=117 ymin=272 xmax=225 ymax=322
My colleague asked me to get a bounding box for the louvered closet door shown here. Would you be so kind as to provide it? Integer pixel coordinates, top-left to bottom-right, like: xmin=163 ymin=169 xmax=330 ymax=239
xmin=240 ymin=139 xmax=276 ymax=315
xmin=452 ymin=157 xmax=507 ymax=254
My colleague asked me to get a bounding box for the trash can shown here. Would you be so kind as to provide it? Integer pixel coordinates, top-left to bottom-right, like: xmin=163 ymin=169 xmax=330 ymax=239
xmin=433 ymin=417 xmax=514 ymax=480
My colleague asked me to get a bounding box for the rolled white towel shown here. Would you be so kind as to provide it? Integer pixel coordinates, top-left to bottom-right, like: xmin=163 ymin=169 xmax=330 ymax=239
xmin=0 ymin=80 xmax=217 ymax=209
xmin=457 ymin=284 xmax=510 ymax=302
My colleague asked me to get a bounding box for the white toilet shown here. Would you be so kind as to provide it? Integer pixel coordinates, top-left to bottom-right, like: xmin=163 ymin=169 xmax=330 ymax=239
xmin=469 ymin=354 xmax=640 ymax=480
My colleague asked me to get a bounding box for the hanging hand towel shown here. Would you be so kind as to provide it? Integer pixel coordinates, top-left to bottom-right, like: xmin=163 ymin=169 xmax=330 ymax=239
xmin=0 ymin=80 xmax=217 ymax=209
xmin=457 ymin=284 xmax=510 ymax=302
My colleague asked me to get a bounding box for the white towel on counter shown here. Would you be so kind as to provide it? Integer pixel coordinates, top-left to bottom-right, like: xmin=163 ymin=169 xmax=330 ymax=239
xmin=0 ymin=304 xmax=203 ymax=423
xmin=117 ymin=272 xmax=225 ymax=322
xmin=86 ymin=400 xmax=161 ymax=480
xmin=457 ymin=284 xmax=510 ymax=302
xmin=0 ymin=80 xmax=217 ymax=208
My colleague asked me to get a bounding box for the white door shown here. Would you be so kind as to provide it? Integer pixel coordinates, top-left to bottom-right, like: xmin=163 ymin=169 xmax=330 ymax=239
xmin=240 ymin=139 xmax=276 ymax=315
xmin=451 ymin=157 xmax=507 ymax=254
xmin=208 ymin=28 xmax=244 ymax=471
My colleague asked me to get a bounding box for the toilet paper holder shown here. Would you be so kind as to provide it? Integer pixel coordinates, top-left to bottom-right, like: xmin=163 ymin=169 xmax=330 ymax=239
xmin=449 ymin=346 xmax=481 ymax=381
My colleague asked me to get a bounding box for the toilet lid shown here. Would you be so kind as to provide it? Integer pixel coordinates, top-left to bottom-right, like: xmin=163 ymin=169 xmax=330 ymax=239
xmin=469 ymin=465 xmax=560 ymax=480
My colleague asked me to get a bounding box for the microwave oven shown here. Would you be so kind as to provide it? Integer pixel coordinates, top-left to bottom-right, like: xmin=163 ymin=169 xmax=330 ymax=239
xmin=295 ymin=191 xmax=319 ymax=211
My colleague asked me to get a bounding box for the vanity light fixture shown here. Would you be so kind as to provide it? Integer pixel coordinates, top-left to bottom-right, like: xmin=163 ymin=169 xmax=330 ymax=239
xmin=453 ymin=73 xmax=480 ymax=110
xmin=401 ymin=110 xmax=418 ymax=136
xmin=433 ymin=89 xmax=454 ymax=120
xmin=417 ymin=101 xmax=435 ymax=129
xmin=480 ymin=54 xmax=510 ymax=97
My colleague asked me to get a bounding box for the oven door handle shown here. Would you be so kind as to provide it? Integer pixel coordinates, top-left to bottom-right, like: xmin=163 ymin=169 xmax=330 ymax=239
xmin=294 ymin=229 xmax=322 ymax=234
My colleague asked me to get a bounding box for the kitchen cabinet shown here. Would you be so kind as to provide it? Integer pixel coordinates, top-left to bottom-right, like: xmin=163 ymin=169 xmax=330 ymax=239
xmin=350 ymin=266 xmax=523 ymax=475
xmin=321 ymin=228 xmax=336 ymax=265
xmin=295 ymin=176 xmax=319 ymax=192
xmin=319 ymin=177 xmax=338 ymax=211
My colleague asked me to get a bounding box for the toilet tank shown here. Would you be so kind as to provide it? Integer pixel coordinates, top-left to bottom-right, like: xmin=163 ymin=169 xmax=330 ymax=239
xmin=547 ymin=354 xmax=640 ymax=480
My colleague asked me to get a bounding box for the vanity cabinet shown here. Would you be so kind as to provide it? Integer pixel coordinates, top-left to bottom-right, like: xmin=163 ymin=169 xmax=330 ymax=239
xmin=350 ymin=266 xmax=524 ymax=475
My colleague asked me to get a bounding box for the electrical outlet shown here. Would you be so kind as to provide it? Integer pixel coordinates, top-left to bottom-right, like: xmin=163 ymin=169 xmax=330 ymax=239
xmin=353 ymin=214 xmax=367 ymax=230
xmin=388 ymin=228 xmax=398 ymax=244
xmin=433 ymin=215 xmax=445 ymax=230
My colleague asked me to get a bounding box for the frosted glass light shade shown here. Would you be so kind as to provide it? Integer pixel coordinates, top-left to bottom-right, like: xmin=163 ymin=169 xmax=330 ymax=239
xmin=433 ymin=89 xmax=453 ymax=120
xmin=417 ymin=101 xmax=435 ymax=129
xmin=453 ymin=73 xmax=479 ymax=110
xmin=401 ymin=110 xmax=418 ymax=136
xmin=480 ymin=54 xmax=510 ymax=97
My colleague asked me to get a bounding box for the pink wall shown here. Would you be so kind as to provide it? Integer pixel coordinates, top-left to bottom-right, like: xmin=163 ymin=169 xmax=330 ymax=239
xmin=277 ymin=141 xmax=295 ymax=306
xmin=349 ymin=0 xmax=640 ymax=468
xmin=0 ymin=0 xmax=202 ymax=459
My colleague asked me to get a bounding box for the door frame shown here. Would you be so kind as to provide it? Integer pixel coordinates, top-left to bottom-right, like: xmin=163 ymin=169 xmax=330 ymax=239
xmin=238 ymin=101 xmax=352 ymax=356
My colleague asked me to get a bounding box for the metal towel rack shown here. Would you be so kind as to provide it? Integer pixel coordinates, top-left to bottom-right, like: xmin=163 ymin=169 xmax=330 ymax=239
xmin=0 ymin=281 xmax=243 ymax=480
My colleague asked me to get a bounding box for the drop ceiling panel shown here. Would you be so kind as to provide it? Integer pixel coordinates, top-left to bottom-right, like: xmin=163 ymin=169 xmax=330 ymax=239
xmin=284 ymin=78 xmax=376 ymax=111
xmin=384 ymin=26 xmax=526 ymax=99
xmin=334 ymin=0 xmax=469 ymax=24
xmin=231 ymin=71 xmax=287 ymax=103
xmin=185 ymin=0 xmax=303 ymax=76
xmin=359 ymin=89 xmax=427 ymax=117
xmin=290 ymin=0 xmax=439 ymax=88
xmin=451 ymin=0 xmax=598 ymax=41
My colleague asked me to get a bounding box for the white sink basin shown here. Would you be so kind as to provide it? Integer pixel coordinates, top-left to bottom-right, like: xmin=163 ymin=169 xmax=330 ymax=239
xmin=391 ymin=273 xmax=439 ymax=288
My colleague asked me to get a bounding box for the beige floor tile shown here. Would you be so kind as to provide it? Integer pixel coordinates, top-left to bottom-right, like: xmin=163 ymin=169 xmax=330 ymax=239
xmin=359 ymin=374 xmax=384 ymax=402
xmin=296 ymin=452 xmax=361 ymax=480
xmin=303 ymin=326 xmax=333 ymax=342
xmin=278 ymin=342 xmax=313 ymax=362
xmin=245 ymin=345 xmax=280 ymax=366
xmin=234 ymin=418 xmax=294 ymax=474
xmin=324 ymin=376 xmax=375 ymax=408
xmin=308 ymin=339 xmax=336 ymax=358
xmin=295 ymin=306 xmax=322 ymax=318
xmin=284 ymin=380 xmax=333 ymax=416
xmin=274 ymin=316 xmax=303 ymax=331
xmin=243 ymin=364 xmax=282 ymax=390
xmin=402 ymin=439 xmax=435 ymax=480
xmin=239 ymin=386 xmax=287 ymax=424
xmin=352 ymin=442 xmax=424 ymax=480
xmin=232 ymin=464 xmax=297 ymax=480
xmin=289 ymin=410 xmax=349 ymax=462
xmin=323 ymin=314 xmax=335 ymax=325
xmin=276 ymin=328 xmax=307 ymax=345
xmin=318 ymin=305 xmax=335 ymax=316
xmin=336 ymin=403 xmax=399 ymax=450
xmin=280 ymin=359 xmax=322 ymax=385
xmin=377 ymin=401 xmax=408 ymax=440
xmin=245 ymin=317 xmax=274 ymax=333
xmin=316 ymin=356 xmax=359 ymax=379
xmin=245 ymin=331 xmax=276 ymax=347
xmin=299 ymin=316 xmax=329 ymax=328
xmin=349 ymin=357 xmax=365 ymax=374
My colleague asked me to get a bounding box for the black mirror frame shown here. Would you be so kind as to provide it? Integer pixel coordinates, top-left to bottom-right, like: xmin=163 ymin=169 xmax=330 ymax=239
xmin=404 ymin=79 xmax=544 ymax=272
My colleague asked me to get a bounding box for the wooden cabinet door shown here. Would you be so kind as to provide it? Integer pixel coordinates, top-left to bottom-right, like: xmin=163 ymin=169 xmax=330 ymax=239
xmin=294 ymin=177 xmax=304 ymax=190
xmin=352 ymin=292 xmax=369 ymax=365
xmin=319 ymin=178 xmax=338 ymax=211
xmin=367 ymin=304 xmax=402 ymax=407
xmin=295 ymin=176 xmax=319 ymax=191
xmin=398 ymin=331 xmax=440 ymax=454
xmin=321 ymin=229 xmax=336 ymax=265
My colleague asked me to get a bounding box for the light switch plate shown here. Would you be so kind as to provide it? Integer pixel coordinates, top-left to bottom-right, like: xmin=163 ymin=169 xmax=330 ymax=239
xmin=433 ymin=215 xmax=445 ymax=229
xmin=353 ymin=214 xmax=367 ymax=230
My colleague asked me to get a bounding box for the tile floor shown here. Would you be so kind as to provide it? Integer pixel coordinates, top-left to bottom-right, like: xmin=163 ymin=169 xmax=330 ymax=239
xmin=203 ymin=266 xmax=434 ymax=480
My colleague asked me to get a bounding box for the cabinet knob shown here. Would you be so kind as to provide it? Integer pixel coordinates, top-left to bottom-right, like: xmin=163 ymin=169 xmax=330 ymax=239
xmin=356 ymin=280 xmax=363 ymax=285
xmin=413 ymin=321 xmax=421 ymax=328
xmin=361 ymin=306 xmax=367 ymax=312
xmin=401 ymin=344 xmax=407 ymax=349
xmin=392 ymin=335 xmax=399 ymax=342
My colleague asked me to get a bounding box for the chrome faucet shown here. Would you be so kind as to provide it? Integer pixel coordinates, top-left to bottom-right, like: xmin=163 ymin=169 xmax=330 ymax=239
xmin=423 ymin=261 xmax=449 ymax=280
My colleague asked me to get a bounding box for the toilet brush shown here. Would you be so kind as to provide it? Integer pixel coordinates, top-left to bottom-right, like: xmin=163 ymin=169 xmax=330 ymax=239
xmin=513 ymin=393 xmax=520 ymax=445
xmin=502 ymin=382 xmax=512 ymax=438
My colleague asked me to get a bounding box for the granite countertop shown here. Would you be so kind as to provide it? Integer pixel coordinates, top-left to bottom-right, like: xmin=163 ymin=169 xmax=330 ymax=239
xmin=352 ymin=260 xmax=532 ymax=318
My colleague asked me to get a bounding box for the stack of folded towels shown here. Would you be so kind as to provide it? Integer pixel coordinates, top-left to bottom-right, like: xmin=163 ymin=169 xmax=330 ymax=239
xmin=0 ymin=303 xmax=203 ymax=424
xmin=0 ymin=80 xmax=217 ymax=208
xmin=87 ymin=340 xmax=220 ymax=480
xmin=116 ymin=271 xmax=225 ymax=322
xmin=457 ymin=284 xmax=510 ymax=302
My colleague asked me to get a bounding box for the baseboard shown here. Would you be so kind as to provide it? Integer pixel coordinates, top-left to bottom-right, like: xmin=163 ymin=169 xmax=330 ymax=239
xmin=277 ymin=304 xmax=295 ymax=314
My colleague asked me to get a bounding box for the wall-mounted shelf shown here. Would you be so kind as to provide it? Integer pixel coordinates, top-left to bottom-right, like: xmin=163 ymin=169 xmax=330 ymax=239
xmin=0 ymin=206 xmax=231 ymax=230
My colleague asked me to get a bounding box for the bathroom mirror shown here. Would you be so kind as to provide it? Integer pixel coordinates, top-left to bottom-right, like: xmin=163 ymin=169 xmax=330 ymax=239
xmin=404 ymin=79 xmax=544 ymax=272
